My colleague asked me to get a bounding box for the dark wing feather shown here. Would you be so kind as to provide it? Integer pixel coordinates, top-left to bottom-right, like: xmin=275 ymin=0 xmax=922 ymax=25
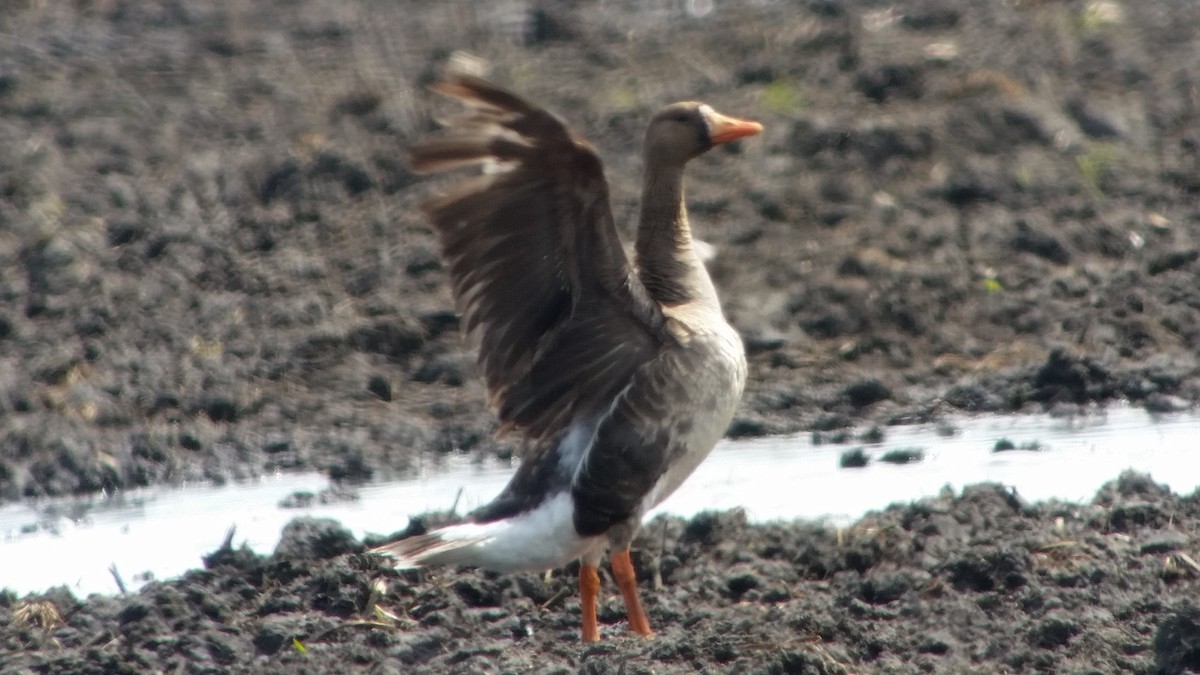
xmin=569 ymin=348 xmax=694 ymax=536
xmin=412 ymin=74 xmax=668 ymax=449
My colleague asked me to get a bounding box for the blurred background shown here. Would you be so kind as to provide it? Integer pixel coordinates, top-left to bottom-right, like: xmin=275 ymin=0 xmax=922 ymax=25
xmin=0 ymin=0 xmax=1197 ymax=502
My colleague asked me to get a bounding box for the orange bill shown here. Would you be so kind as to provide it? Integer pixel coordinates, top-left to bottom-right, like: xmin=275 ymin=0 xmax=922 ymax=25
xmin=705 ymin=109 xmax=763 ymax=144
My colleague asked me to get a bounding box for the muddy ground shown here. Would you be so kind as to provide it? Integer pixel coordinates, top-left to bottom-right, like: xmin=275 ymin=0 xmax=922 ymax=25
xmin=2 ymin=0 xmax=1200 ymax=672
xmin=5 ymin=474 xmax=1200 ymax=673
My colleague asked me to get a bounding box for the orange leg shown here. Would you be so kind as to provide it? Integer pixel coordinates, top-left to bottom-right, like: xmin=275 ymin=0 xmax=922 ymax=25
xmin=611 ymin=549 xmax=654 ymax=637
xmin=580 ymin=563 xmax=601 ymax=643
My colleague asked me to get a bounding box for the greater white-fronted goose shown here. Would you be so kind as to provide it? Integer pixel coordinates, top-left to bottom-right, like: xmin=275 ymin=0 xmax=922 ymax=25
xmin=373 ymin=74 xmax=761 ymax=642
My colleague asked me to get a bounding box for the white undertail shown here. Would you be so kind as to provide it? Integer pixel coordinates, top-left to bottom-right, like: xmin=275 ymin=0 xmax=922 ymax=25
xmin=373 ymin=492 xmax=601 ymax=573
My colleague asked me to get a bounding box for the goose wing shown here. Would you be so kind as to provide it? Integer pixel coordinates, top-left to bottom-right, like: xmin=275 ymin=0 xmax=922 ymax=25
xmin=412 ymin=74 xmax=669 ymax=450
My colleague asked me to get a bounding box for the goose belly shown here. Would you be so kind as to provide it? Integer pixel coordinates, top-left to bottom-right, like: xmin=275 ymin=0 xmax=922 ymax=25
xmin=644 ymin=325 xmax=747 ymax=511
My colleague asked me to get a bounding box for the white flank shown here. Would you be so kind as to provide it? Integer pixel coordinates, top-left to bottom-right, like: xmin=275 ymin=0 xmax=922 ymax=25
xmin=385 ymin=492 xmax=600 ymax=573
xmin=556 ymin=418 xmax=598 ymax=477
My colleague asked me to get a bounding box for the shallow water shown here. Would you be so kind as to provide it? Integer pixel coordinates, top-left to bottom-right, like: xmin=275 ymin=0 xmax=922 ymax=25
xmin=2 ymin=405 xmax=1198 ymax=597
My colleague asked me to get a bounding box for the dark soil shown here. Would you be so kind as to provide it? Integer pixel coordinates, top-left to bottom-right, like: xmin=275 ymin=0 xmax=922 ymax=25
xmin=2 ymin=0 xmax=1200 ymax=672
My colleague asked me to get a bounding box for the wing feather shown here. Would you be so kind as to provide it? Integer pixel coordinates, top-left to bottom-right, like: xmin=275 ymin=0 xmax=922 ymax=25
xmin=411 ymin=74 xmax=668 ymax=450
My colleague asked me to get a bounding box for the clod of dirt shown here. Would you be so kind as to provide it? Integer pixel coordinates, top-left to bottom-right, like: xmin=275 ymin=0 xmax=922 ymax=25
xmin=840 ymin=447 xmax=871 ymax=468
xmin=1156 ymin=603 xmax=1200 ymax=673
xmin=273 ymin=517 xmax=362 ymax=560
xmin=842 ymin=379 xmax=892 ymax=408
xmin=878 ymin=447 xmax=925 ymax=464
xmin=1032 ymin=348 xmax=1114 ymax=404
xmin=944 ymin=547 xmax=1029 ymax=593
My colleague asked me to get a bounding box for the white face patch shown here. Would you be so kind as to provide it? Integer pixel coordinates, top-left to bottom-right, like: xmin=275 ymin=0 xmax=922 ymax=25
xmin=697 ymin=104 xmax=715 ymax=137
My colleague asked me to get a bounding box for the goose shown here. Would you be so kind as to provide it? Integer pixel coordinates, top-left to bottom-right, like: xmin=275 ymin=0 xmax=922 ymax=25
xmin=373 ymin=73 xmax=761 ymax=642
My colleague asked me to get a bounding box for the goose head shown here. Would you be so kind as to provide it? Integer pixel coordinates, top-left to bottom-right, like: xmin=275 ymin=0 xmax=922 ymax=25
xmin=643 ymin=102 xmax=763 ymax=165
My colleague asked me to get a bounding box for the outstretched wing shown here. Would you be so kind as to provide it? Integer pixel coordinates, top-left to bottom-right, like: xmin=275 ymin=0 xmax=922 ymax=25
xmin=411 ymin=74 xmax=669 ymax=449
